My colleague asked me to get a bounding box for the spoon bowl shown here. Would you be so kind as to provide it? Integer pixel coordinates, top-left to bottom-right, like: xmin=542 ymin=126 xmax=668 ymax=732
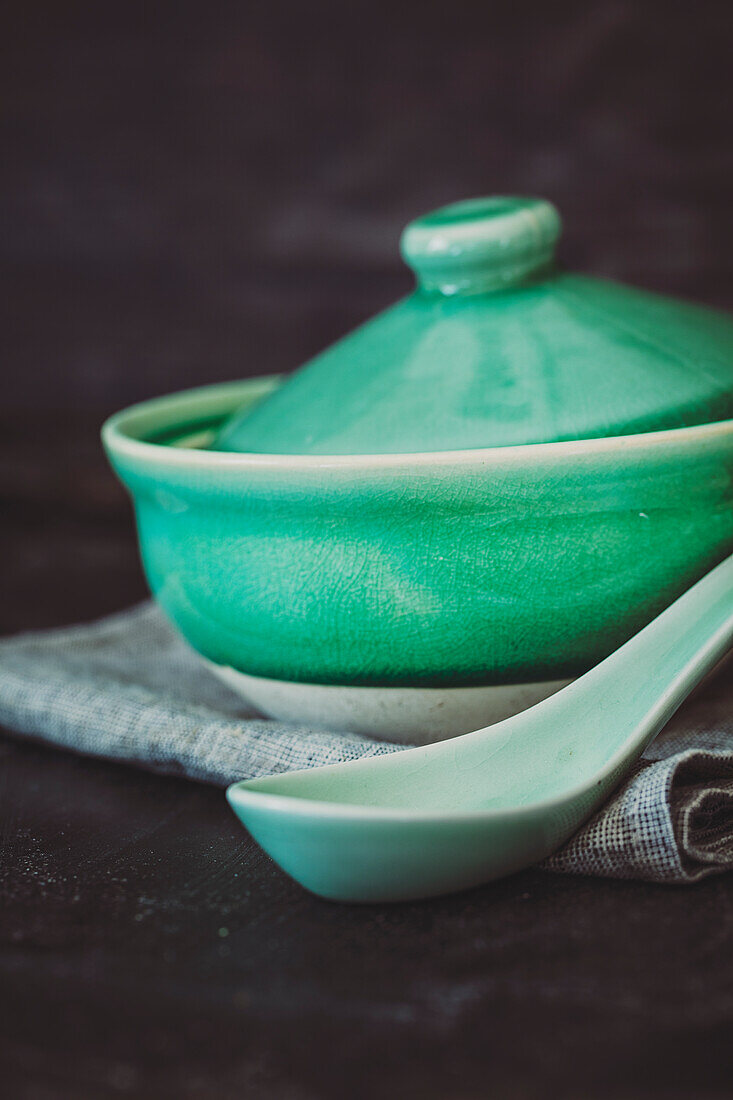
xmin=228 ymin=553 xmax=733 ymax=902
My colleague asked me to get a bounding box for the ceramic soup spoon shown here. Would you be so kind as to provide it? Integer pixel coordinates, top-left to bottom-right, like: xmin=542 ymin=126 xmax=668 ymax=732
xmin=227 ymin=552 xmax=733 ymax=903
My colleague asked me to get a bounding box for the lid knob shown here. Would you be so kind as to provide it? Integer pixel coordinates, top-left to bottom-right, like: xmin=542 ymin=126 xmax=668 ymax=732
xmin=400 ymin=196 xmax=561 ymax=296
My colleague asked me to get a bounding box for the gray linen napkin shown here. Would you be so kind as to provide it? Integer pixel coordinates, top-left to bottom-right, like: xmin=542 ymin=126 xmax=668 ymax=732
xmin=1 ymin=603 xmax=731 ymax=884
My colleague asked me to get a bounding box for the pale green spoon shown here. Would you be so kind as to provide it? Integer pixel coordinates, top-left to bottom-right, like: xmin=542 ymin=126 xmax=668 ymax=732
xmin=227 ymin=553 xmax=733 ymax=903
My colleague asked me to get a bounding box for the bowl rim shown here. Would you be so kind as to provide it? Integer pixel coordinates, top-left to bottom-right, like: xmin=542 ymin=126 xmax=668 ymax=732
xmin=102 ymin=375 xmax=733 ymax=472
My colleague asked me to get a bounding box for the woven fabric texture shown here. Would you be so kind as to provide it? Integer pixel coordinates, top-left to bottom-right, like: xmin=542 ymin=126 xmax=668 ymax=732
xmin=1 ymin=603 xmax=731 ymax=884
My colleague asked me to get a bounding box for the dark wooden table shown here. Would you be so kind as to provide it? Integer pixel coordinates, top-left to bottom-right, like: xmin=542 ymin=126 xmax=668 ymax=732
xmin=2 ymin=415 xmax=732 ymax=1100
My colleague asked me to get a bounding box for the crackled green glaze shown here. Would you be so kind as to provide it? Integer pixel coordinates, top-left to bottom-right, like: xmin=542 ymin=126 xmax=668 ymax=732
xmin=216 ymin=197 xmax=733 ymax=456
xmin=103 ymin=379 xmax=733 ymax=689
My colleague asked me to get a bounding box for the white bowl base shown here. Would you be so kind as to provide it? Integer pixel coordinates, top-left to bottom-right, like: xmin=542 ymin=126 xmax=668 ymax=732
xmin=206 ymin=661 xmax=572 ymax=744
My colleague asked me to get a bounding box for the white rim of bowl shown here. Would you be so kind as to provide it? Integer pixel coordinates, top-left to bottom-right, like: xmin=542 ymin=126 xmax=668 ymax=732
xmin=102 ymin=376 xmax=733 ymax=471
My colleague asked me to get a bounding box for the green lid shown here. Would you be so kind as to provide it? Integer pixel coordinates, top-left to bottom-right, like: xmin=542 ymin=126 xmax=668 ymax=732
xmin=216 ymin=196 xmax=733 ymax=455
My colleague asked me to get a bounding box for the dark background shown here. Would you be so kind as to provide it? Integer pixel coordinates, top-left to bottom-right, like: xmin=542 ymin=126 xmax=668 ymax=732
xmin=4 ymin=0 xmax=733 ymax=417
xmin=2 ymin=3 xmax=733 ymax=1098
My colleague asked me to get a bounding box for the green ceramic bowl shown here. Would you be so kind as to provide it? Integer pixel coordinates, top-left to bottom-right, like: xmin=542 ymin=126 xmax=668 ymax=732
xmin=103 ymin=375 xmax=733 ymax=729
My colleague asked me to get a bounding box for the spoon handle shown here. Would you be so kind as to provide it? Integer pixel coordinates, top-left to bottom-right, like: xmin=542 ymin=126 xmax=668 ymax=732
xmin=534 ymin=551 xmax=733 ymax=762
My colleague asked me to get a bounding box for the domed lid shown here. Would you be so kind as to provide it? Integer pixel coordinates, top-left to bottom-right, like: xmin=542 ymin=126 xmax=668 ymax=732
xmin=216 ymin=196 xmax=733 ymax=455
